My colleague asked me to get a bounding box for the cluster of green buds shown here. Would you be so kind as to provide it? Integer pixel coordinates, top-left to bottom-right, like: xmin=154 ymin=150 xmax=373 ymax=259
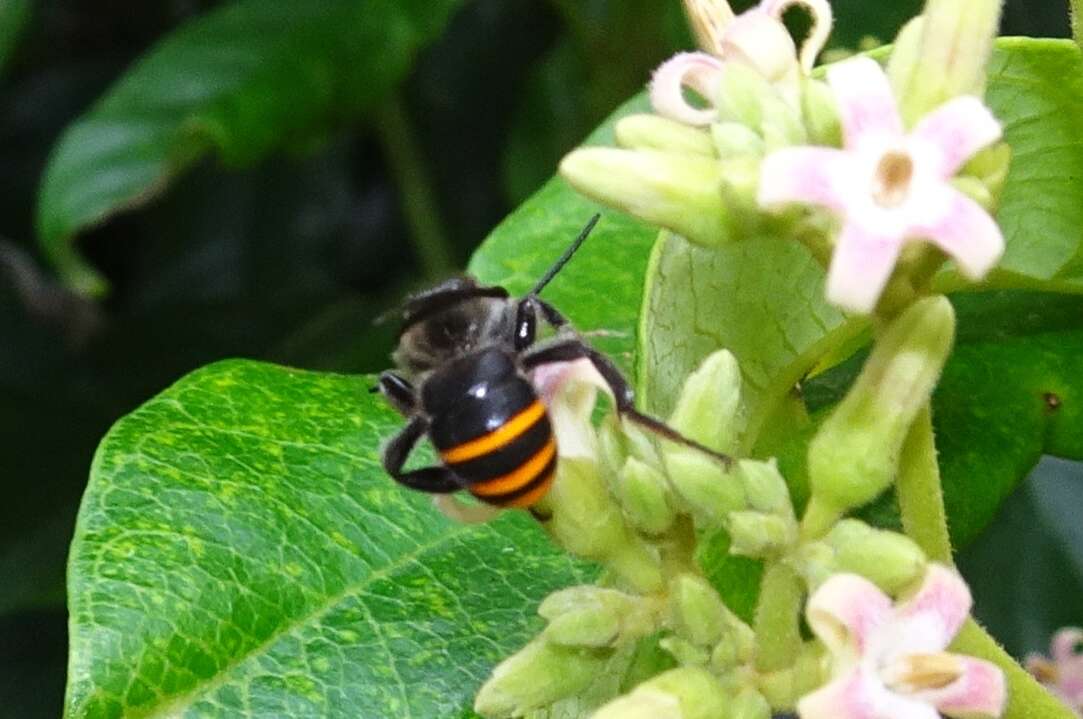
xmin=470 ymin=0 xmax=1030 ymax=717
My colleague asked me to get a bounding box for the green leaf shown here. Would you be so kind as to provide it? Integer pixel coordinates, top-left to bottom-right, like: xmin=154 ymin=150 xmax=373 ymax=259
xmin=66 ymin=360 xmax=586 ymax=718
xmin=37 ymin=0 xmax=463 ymax=296
xmin=470 ymin=95 xmax=658 ymax=378
xmin=940 ymin=39 xmax=1083 ymax=288
xmin=638 ymin=231 xmax=861 ymax=448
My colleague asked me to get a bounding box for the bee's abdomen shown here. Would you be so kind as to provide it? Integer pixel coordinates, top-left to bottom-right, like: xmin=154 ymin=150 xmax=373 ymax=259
xmin=435 ymin=398 xmax=557 ymax=508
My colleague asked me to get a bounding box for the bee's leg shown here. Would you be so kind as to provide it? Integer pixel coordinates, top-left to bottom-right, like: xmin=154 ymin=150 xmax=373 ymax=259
xmin=521 ymin=339 xmax=733 ymax=467
xmin=373 ymin=371 xmax=418 ymax=417
xmin=383 ymin=416 xmax=462 ymax=494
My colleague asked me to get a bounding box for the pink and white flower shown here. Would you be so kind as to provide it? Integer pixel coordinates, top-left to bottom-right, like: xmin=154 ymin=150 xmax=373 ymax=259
xmin=1026 ymin=627 xmax=1083 ymax=714
xmin=800 ymin=564 xmax=1006 ymax=719
xmin=759 ymin=57 xmax=1004 ymax=314
xmin=650 ymin=0 xmax=832 ymax=124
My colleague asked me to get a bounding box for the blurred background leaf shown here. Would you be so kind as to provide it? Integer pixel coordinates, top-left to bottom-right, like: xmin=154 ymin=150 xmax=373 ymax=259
xmin=0 ymin=0 xmax=1076 ymax=717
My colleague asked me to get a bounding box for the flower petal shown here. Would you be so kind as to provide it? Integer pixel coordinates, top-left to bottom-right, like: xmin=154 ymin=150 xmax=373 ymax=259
xmin=827 ymin=57 xmax=903 ymax=149
xmin=911 ymin=96 xmax=1002 ymax=179
xmin=807 ymin=573 xmax=893 ymax=656
xmin=798 ymin=667 xmax=939 ymax=719
xmin=650 ymin=52 xmax=725 ymax=126
xmin=759 ymin=0 xmax=834 ymax=73
xmin=1052 ymin=628 xmax=1083 ymax=664
xmin=894 ymin=565 xmax=972 ymax=652
xmin=918 ymin=656 xmax=1006 ymax=719
xmin=824 ymin=222 xmax=902 ymax=314
xmin=530 ymin=357 xmax=611 ymax=461
xmin=910 ymin=187 xmax=1004 ymax=280
xmin=758 ymin=147 xmax=853 ymax=212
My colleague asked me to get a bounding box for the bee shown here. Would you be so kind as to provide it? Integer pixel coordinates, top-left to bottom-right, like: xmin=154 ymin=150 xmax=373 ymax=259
xmin=374 ymin=215 xmax=730 ymax=511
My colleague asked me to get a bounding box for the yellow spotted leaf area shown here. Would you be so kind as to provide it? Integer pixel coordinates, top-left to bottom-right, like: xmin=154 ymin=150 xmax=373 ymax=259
xmin=66 ymin=360 xmax=587 ymax=718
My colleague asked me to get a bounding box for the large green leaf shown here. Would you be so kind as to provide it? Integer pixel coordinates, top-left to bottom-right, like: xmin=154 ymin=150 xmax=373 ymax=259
xmin=36 ymin=0 xmax=462 ymax=296
xmin=66 ymin=360 xmax=586 ymax=718
xmin=470 ymin=95 xmax=658 ymax=378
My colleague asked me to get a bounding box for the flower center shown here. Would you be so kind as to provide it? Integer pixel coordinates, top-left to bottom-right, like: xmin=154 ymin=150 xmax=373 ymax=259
xmin=883 ymin=652 xmax=965 ymax=693
xmin=872 ymin=150 xmax=914 ymax=208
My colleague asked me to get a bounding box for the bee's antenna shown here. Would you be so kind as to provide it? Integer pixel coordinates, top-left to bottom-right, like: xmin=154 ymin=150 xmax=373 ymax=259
xmin=530 ymin=213 xmax=600 ymax=297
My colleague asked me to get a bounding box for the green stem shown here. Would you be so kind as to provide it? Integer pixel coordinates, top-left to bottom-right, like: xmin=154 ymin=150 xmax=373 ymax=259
xmin=374 ymin=94 xmax=456 ymax=281
xmin=753 ymin=562 xmax=803 ymax=673
xmin=896 ymin=403 xmax=953 ymax=563
xmin=953 ymin=619 xmax=1078 ymax=719
xmin=1072 ymin=0 xmax=1083 ymax=49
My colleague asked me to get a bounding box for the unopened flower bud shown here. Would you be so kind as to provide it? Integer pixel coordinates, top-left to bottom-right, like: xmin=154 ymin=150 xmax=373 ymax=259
xmin=593 ymin=667 xmax=730 ymax=719
xmin=668 ymin=349 xmax=745 ymax=453
xmin=560 ymin=148 xmax=730 ymax=247
xmin=719 ymin=10 xmax=799 ymax=94
xmin=663 ymin=448 xmax=746 ymax=526
xmin=962 ymin=142 xmax=1012 ymax=207
xmin=725 ymin=511 xmax=797 ymax=557
xmin=800 ymin=77 xmax=841 ymax=146
xmin=711 ymin=122 xmax=765 ymax=158
xmin=620 ymin=457 xmax=678 ymax=536
xmin=806 ymin=296 xmax=955 ymax=529
xmin=544 ymin=458 xmax=664 ymax=593
xmin=735 ymin=459 xmax=792 ymax=516
xmin=730 ymin=688 xmax=771 ymax=719
xmin=669 ymin=573 xmax=728 ymax=646
xmin=889 ymin=0 xmax=1002 ymax=124
xmin=540 ymin=586 xmax=659 ymax=648
xmin=474 ymin=637 xmax=607 ymax=718
xmin=616 ymin=115 xmax=718 ymax=157
xmin=660 ymin=636 xmax=712 ymax=667
xmin=598 ymin=416 xmax=628 ymax=476
xmin=826 ymin=520 xmax=926 ymax=593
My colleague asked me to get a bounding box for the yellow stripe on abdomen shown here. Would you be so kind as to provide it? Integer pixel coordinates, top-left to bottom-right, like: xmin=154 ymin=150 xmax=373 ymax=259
xmin=470 ymin=439 xmax=556 ymax=498
xmin=440 ymin=400 xmax=547 ymax=463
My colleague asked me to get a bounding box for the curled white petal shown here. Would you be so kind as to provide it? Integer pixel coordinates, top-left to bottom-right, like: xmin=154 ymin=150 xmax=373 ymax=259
xmin=649 ymin=52 xmax=725 ymax=126
xmin=806 ymin=573 xmax=893 ymax=655
xmin=759 ymin=0 xmax=834 ymax=72
xmin=798 ymin=666 xmax=940 ymax=719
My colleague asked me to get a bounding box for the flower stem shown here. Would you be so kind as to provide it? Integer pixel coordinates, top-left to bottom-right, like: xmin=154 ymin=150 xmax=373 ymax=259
xmin=953 ymin=619 xmax=1079 ymax=719
xmin=896 ymin=403 xmax=953 ymax=563
xmin=375 ymin=94 xmax=456 ymax=281
xmin=753 ymin=562 xmax=804 ymax=673
xmin=1073 ymin=0 xmax=1083 ymax=49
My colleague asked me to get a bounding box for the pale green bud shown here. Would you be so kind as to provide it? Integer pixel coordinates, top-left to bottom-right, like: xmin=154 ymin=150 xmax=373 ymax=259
xmin=759 ymin=93 xmax=808 ymax=151
xmin=806 ymin=296 xmax=955 ymax=523
xmin=620 ymin=457 xmax=678 ymax=536
xmin=616 ymin=114 xmax=718 ymax=157
xmin=597 ymin=666 xmax=731 ymax=719
xmin=724 ymin=511 xmax=797 ymax=558
xmin=710 ymin=637 xmax=739 ymax=672
xmin=668 ymin=349 xmax=745 ymax=453
xmin=660 ymin=636 xmax=711 ymax=667
xmin=540 ymin=587 xmax=660 ymax=648
xmin=545 ymin=458 xmax=664 ymax=593
xmin=474 ymin=637 xmax=606 ymax=718
xmin=801 ymin=77 xmax=841 ymax=147
xmin=964 ymin=142 xmax=1012 ymax=206
xmin=711 ymin=122 xmax=765 ymax=159
xmin=716 ymin=62 xmax=772 ymax=128
xmin=598 ymin=416 xmax=629 ymax=476
xmin=560 ymin=148 xmax=731 ymax=247
xmin=668 ymin=573 xmax=727 ymax=646
xmin=730 ymin=688 xmax=771 ymax=719
xmin=735 ymin=459 xmax=792 ymax=516
xmin=826 ymin=520 xmax=927 ymax=593
xmin=889 ymin=0 xmax=1002 ymax=125
xmin=663 ymin=448 xmax=746 ymax=526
